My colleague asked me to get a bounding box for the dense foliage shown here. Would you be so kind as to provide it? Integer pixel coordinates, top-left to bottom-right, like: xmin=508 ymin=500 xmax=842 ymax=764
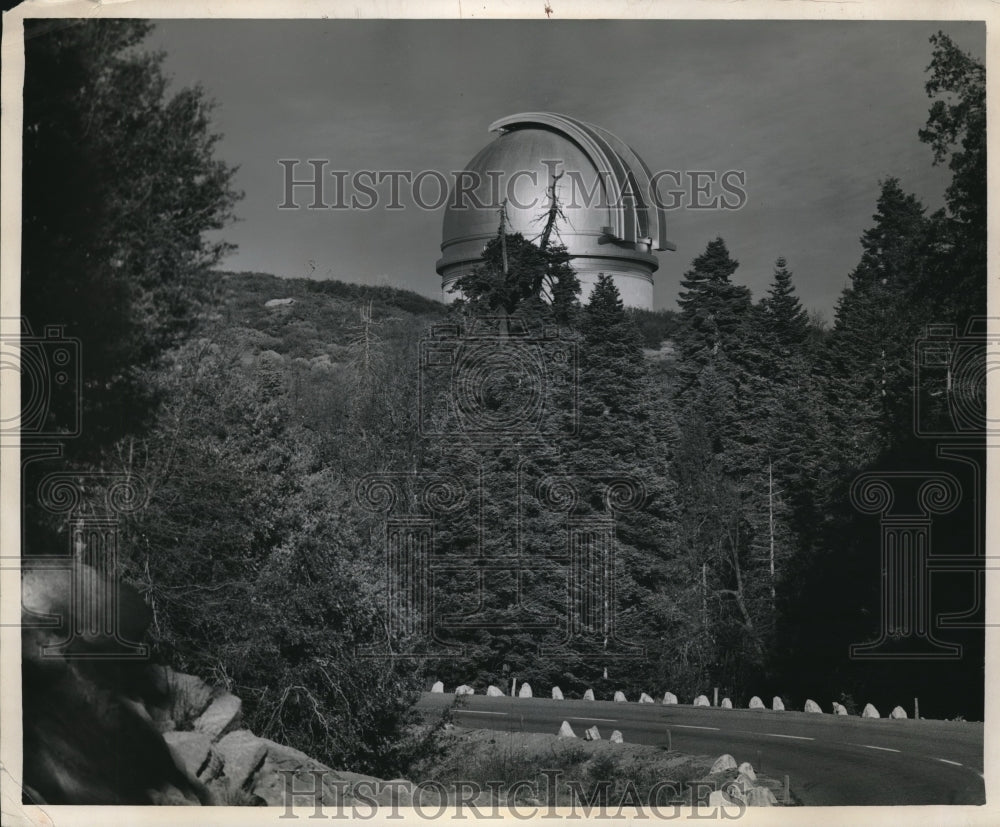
xmin=21 ymin=23 xmax=985 ymax=790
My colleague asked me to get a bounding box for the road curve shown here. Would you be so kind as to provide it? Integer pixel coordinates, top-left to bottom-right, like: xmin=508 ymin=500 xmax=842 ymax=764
xmin=415 ymin=693 xmax=984 ymax=805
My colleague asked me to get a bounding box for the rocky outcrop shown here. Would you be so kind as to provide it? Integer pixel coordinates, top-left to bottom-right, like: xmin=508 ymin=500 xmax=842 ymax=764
xmin=710 ymin=754 xmax=737 ymax=774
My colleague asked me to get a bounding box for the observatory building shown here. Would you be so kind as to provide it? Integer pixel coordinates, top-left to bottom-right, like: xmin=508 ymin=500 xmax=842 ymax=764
xmin=436 ymin=112 xmax=674 ymax=310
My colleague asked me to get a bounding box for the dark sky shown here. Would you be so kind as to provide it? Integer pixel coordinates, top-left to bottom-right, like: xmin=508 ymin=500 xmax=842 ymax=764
xmin=150 ymin=19 xmax=984 ymax=317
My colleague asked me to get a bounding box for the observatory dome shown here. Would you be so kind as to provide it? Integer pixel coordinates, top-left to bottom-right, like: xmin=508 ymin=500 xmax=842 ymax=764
xmin=436 ymin=112 xmax=674 ymax=310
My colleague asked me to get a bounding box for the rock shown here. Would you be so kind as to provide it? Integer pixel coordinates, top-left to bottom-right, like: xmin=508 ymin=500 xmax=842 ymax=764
xmin=194 ymin=693 xmax=242 ymax=741
xmin=694 ymin=694 xmax=710 ymax=707
xmin=804 ymin=699 xmax=822 ymax=713
xmin=551 ymin=686 xmax=564 ymax=700
xmin=431 ymin=681 xmax=444 ymax=693
xmin=737 ymin=762 xmax=756 ymax=781
xmin=862 ymin=703 xmax=880 ymax=719
xmin=264 ymin=298 xmax=296 ymax=308
xmin=610 ymin=730 xmax=624 ymax=743
xmin=159 ymin=668 xmax=216 ymax=724
xmin=710 ymin=754 xmax=737 ymax=774
xmin=833 ymin=702 xmax=848 ymax=715
xmin=373 ymin=779 xmax=416 ymax=808
xmin=662 ymin=692 xmax=678 ymax=705
xmin=583 ymin=688 xmax=595 ymax=701
xmin=772 ymin=696 xmax=785 ymax=711
xmin=749 ymin=696 xmax=765 ymax=710
xmin=215 ymin=730 xmax=267 ymax=792
xmin=163 ymin=731 xmax=212 ymax=778
xmin=733 ymin=772 xmax=756 ymax=794
xmin=455 ymin=685 xmax=474 ymax=696
xmin=708 ymin=789 xmax=739 ymax=807
xmin=518 ymin=683 xmax=533 ymax=698
xmin=721 ymin=698 xmax=733 ymax=709
xmin=584 ymin=726 xmax=601 ymax=741
xmin=639 ymin=693 xmax=653 ymax=704
xmin=746 ymin=786 xmax=778 ymax=806
xmin=487 ymin=685 xmax=504 ymax=697
xmin=558 ymin=721 xmax=577 ymax=738
xmin=891 ymin=705 xmax=908 ymax=719
xmin=614 ymin=690 xmax=627 ymax=703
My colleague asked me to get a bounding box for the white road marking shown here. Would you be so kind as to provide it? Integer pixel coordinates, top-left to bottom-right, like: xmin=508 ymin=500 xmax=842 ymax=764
xmin=459 ymin=710 xmax=508 ymax=716
xmin=570 ymin=717 xmax=618 ymax=723
xmin=861 ymin=745 xmax=900 ymax=753
xmin=672 ymin=724 xmax=720 ymax=731
xmin=936 ymin=759 xmax=962 ymax=767
xmin=766 ymin=733 xmax=814 ymax=741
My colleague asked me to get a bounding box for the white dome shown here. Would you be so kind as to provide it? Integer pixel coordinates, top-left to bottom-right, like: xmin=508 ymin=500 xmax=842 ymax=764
xmin=436 ymin=112 xmax=674 ymax=310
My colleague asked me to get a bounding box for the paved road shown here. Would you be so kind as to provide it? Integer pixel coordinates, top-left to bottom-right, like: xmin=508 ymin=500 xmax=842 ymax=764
xmin=415 ymin=693 xmax=984 ymax=805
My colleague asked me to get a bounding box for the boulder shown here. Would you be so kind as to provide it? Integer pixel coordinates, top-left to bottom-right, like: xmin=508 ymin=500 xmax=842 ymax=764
xmin=215 ymin=730 xmax=267 ymax=791
xmin=862 ymin=703 xmax=880 ymax=719
xmin=431 ymin=681 xmax=444 ymax=693
xmin=194 ymin=693 xmax=242 ymax=741
xmin=737 ymin=762 xmax=756 ymax=781
xmin=804 ymin=699 xmax=822 ymax=713
xmin=748 ymin=696 xmax=765 ymax=710
xmin=694 ymin=694 xmax=710 ymax=707
xmin=662 ymin=692 xmax=678 ymax=705
xmin=772 ymin=696 xmax=785 ymax=712
xmin=746 ymin=786 xmax=778 ymax=807
xmin=614 ymin=690 xmax=627 ymax=703
xmin=159 ymin=668 xmax=216 ymax=724
xmin=558 ymin=721 xmax=577 ymax=738
xmin=551 ymin=686 xmax=564 ymax=700
xmin=584 ymin=726 xmax=601 ymax=741
xmin=721 ymin=698 xmax=733 ymax=709
xmin=163 ymin=731 xmax=212 ymax=779
xmin=455 ymin=685 xmax=474 ymax=696
xmin=373 ymin=779 xmax=416 ymax=808
xmin=710 ymin=754 xmax=737 ymax=774
xmin=518 ymin=683 xmax=533 ymax=698
xmin=639 ymin=693 xmax=654 ymax=704
xmin=708 ymin=789 xmax=739 ymax=807
xmin=890 ymin=705 xmax=908 ymax=719
xmin=610 ymin=730 xmax=623 ymax=744
xmin=583 ymin=688 xmax=595 ymax=701
xmin=486 ymin=685 xmax=504 ymax=697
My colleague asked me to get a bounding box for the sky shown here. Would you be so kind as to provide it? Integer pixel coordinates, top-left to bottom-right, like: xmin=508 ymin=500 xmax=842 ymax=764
xmin=149 ymin=19 xmax=984 ymax=317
